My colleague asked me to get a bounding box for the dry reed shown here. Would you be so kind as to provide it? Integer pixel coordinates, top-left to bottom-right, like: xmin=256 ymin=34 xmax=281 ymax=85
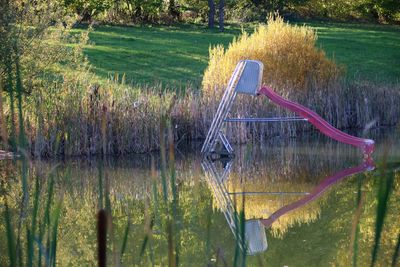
xmin=2 ymin=74 xmax=397 ymax=158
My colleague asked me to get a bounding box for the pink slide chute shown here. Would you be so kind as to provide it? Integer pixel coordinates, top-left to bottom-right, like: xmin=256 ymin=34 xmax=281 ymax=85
xmin=258 ymin=86 xmax=375 ymax=155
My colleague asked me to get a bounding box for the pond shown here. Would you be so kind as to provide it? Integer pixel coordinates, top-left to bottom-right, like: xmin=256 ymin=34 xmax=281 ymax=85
xmin=0 ymin=129 xmax=399 ymax=266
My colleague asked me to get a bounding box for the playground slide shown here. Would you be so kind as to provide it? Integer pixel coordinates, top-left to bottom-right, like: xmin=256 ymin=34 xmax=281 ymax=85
xmin=258 ymin=86 xmax=375 ymax=155
xmin=260 ymin=158 xmax=375 ymax=228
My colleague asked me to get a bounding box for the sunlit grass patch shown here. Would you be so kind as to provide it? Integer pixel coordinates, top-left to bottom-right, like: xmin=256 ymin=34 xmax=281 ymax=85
xmin=72 ymin=21 xmax=400 ymax=88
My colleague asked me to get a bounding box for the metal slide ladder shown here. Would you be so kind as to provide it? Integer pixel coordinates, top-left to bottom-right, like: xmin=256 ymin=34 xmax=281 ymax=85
xmin=201 ymin=60 xmax=306 ymax=155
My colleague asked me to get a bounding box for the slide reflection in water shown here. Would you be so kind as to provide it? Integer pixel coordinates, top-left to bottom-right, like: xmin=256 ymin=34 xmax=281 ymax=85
xmin=202 ymin=155 xmax=375 ymax=256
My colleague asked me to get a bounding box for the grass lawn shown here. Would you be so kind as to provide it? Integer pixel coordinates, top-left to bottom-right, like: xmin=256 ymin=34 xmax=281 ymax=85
xmin=78 ymin=22 xmax=400 ymax=87
xmin=78 ymin=24 xmax=243 ymax=87
xmin=305 ymin=21 xmax=400 ymax=84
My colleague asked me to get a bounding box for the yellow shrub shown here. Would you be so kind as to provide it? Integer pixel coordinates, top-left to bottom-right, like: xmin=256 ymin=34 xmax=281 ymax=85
xmin=202 ymin=15 xmax=341 ymax=95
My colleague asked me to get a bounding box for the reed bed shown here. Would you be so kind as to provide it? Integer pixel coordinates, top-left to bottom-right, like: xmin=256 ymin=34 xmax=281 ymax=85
xmin=7 ymin=74 xmax=398 ymax=158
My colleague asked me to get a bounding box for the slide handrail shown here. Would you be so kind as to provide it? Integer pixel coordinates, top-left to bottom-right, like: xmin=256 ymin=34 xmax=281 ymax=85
xmin=258 ymin=86 xmax=375 ymax=156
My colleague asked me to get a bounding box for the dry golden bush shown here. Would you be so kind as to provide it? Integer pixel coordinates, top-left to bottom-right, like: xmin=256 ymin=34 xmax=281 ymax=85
xmin=202 ymin=15 xmax=342 ymax=95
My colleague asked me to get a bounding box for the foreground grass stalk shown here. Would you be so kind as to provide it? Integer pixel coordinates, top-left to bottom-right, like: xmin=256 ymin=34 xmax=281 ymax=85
xmin=15 ymin=52 xmax=26 ymax=152
xmin=4 ymin=199 xmax=17 ymax=267
xmin=168 ymin=124 xmax=181 ymax=266
xmin=371 ymin=162 xmax=395 ymax=267
xmin=139 ymin=217 xmax=154 ymax=259
xmin=119 ymin=218 xmax=130 ymax=265
xmin=351 ymin=174 xmax=365 ymax=267
xmin=0 ymin=79 xmax=7 ymax=145
xmin=233 ymin=195 xmax=240 ymax=267
xmin=167 ymin=222 xmax=175 ymax=267
xmin=97 ymin=209 xmax=107 ymax=267
xmin=392 ymin=233 xmax=400 ymax=267
xmin=50 ymin=202 xmax=62 ymax=267
xmin=240 ymin=199 xmax=246 ymax=267
xmin=160 ymin=116 xmax=168 ymax=203
xmin=5 ymin=55 xmax=16 ymax=153
xmin=27 ymin=175 xmax=41 ymax=267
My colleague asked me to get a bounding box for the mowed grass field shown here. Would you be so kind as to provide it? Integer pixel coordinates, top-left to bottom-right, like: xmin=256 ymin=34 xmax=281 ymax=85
xmin=308 ymin=21 xmax=400 ymax=83
xmin=78 ymin=22 xmax=400 ymax=87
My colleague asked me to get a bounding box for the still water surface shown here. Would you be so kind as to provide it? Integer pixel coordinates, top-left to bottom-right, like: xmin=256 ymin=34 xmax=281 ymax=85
xmin=1 ymin=129 xmax=399 ymax=266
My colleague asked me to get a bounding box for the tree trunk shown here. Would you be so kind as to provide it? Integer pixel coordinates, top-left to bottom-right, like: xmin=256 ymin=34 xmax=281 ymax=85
xmin=169 ymin=0 xmax=180 ymax=20
xmin=218 ymin=0 xmax=224 ymax=32
xmin=208 ymin=0 xmax=215 ymax=29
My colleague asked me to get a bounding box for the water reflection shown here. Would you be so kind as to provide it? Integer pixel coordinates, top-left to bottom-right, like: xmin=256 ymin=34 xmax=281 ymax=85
xmin=202 ymin=154 xmax=375 ymax=256
xmin=0 ymin=130 xmax=398 ymax=266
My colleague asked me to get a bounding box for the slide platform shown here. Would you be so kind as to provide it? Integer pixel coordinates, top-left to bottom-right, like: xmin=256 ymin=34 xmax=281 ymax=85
xmin=258 ymin=86 xmax=375 ymax=156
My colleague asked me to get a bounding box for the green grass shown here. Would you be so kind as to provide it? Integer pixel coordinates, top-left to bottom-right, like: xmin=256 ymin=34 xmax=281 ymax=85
xmin=77 ymin=22 xmax=400 ymax=87
xmin=79 ymin=23 xmax=245 ymax=87
xmin=305 ymin=21 xmax=400 ymax=84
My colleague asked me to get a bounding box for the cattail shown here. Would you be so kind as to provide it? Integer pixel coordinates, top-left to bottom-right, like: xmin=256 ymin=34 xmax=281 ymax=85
xmin=97 ymin=209 xmax=107 ymax=267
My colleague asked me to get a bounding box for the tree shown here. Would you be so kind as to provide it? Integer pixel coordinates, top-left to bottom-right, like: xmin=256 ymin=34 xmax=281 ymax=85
xmin=169 ymin=0 xmax=180 ymax=20
xmin=249 ymin=0 xmax=310 ymax=16
xmin=359 ymin=0 xmax=400 ymax=22
xmin=208 ymin=0 xmax=215 ymax=28
xmin=219 ymin=0 xmax=225 ymax=31
xmin=63 ymin=0 xmax=113 ymax=22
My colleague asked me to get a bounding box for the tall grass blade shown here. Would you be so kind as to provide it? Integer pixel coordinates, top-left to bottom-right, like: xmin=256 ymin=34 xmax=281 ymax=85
xmin=97 ymin=209 xmax=107 ymax=267
xmin=44 ymin=174 xmax=55 ymax=227
xmin=102 ymin=166 xmax=115 ymax=265
xmin=16 ymin=159 xmax=29 ymax=267
xmin=37 ymin=220 xmax=43 ymax=267
xmin=39 ymin=174 xmax=54 ymax=266
xmin=168 ymin=125 xmax=180 ymax=266
xmin=38 ymin=166 xmax=58 ymax=267
xmin=391 ymin=233 xmax=400 ymax=267
xmin=50 ymin=201 xmax=62 ymax=267
xmin=233 ymin=195 xmax=240 ymax=267
xmin=240 ymin=197 xmax=246 ymax=267
xmin=98 ymin=161 xmax=104 ymax=209
xmin=139 ymin=217 xmax=154 ymax=258
xmin=4 ymin=200 xmax=17 ymax=267
xmin=370 ymin=166 xmax=394 ymax=267
xmin=215 ymin=247 xmax=228 ymax=267
xmin=42 ymin=173 xmax=55 ymax=265
xmin=0 ymin=79 xmax=8 ymax=147
xmin=27 ymin=175 xmax=41 ymax=267
xmin=5 ymin=53 xmax=16 ymax=153
xmin=351 ymin=174 xmax=365 ymax=267
xmin=120 ymin=219 xmax=130 ymax=265
xmin=151 ymin=157 xmax=159 ymax=224
xmin=34 ymin=236 xmax=50 ymax=265
xmin=159 ymin=116 xmax=168 ymax=202
xmin=15 ymin=51 xmax=26 ymax=151
xmin=167 ymin=221 xmax=175 ymax=267
xmin=205 ymin=198 xmax=212 ymax=264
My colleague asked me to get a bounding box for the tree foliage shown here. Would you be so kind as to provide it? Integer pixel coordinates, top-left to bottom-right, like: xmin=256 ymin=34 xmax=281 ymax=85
xmin=63 ymin=0 xmax=113 ymax=21
xmin=294 ymin=0 xmax=400 ymax=23
xmin=56 ymin=0 xmax=400 ymax=24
